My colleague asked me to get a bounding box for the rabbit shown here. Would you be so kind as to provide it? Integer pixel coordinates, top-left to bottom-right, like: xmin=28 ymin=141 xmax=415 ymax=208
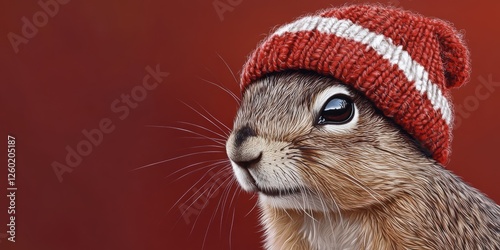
xmin=226 ymin=71 xmax=500 ymax=249
xmin=225 ymin=4 xmax=500 ymax=249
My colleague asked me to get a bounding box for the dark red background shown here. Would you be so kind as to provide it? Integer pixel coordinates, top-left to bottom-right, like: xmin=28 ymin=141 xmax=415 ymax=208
xmin=1 ymin=0 xmax=499 ymax=249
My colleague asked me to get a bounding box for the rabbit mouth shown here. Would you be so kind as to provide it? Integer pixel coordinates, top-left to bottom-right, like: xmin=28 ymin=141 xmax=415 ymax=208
xmin=258 ymin=186 xmax=302 ymax=197
xmin=246 ymin=170 xmax=303 ymax=197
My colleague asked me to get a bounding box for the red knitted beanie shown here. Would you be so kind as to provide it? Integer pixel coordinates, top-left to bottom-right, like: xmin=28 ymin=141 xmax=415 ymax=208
xmin=240 ymin=5 xmax=470 ymax=165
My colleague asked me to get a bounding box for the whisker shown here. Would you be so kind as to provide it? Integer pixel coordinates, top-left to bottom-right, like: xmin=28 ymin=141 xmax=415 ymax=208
xmin=180 ymin=136 xmax=226 ymax=143
xmin=220 ymin=178 xmax=239 ymax=234
xmin=216 ymin=52 xmax=239 ymax=87
xmin=190 ymin=144 xmax=225 ymax=150
xmin=325 ymin=188 xmax=343 ymax=228
xmin=146 ymin=125 xmax=225 ymax=146
xmin=167 ymin=159 xmax=228 ymax=181
xmin=182 ymin=187 xmax=212 ymax=225
xmin=180 ymin=101 xmax=232 ymax=137
xmin=244 ymin=196 xmax=259 ymax=217
xmin=195 ymin=172 xmax=232 ymax=231
xmin=229 ymin=178 xmax=241 ymax=211
xmin=173 ymin=161 xmax=228 ymax=185
xmin=214 ymin=177 xmax=236 ymax=234
xmin=168 ymin=168 xmax=230 ymax=233
xmin=197 ymin=77 xmax=241 ymax=104
xmin=166 ymin=159 xmax=221 ymax=178
xmin=178 ymin=121 xmax=228 ymax=140
xmin=294 ymin=161 xmax=343 ymax=227
xmin=172 ymin=166 xmax=231 ymax=215
xmin=199 ymin=176 xmax=231 ymax=249
xmin=198 ymin=105 xmax=232 ymax=133
xmin=131 ymin=151 xmax=222 ymax=171
xmin=229 ymin=206 xmax=236 ymax=250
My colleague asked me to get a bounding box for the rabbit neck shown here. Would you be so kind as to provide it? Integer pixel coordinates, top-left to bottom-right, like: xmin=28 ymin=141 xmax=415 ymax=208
xmin=259 ymin=205 xmax=378 ymax=249
xmin=259 ymin=163 xmax=500 ymax=249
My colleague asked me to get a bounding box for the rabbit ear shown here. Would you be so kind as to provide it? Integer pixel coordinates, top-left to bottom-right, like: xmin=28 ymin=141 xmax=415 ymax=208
xmin=434 ymin=19 xmax=471 ymax=89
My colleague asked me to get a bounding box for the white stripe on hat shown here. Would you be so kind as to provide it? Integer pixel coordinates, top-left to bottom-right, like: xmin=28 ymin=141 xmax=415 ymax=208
xmin=273 ymin=16 xmax=453 ymax=125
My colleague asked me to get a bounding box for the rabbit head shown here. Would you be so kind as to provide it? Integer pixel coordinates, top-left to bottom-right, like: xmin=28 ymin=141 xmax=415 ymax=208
xmin=226 ymin=71 xmax=433 ymax=212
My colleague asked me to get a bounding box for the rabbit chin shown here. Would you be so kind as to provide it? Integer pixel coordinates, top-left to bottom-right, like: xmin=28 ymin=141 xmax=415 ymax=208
xmin=231 ymin=161 xmax=331 ymax=212
xmin=258 ymin=193 xmax=334 ymax=212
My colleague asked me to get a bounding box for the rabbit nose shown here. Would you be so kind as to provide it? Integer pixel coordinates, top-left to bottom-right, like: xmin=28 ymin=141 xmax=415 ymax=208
xmin=227 ymin=125 xmax=263 ymax=169
xmin=234 ymin=125 xmax=256 ymax=147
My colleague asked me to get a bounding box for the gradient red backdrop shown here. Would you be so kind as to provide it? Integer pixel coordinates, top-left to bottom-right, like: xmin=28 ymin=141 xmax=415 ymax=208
xmin=1 ymin=0 xmax=499 ymax=249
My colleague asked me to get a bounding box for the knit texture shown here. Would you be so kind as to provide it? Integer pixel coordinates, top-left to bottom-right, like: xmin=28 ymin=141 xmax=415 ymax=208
xmin=240 ymin=5 xmax=470 ymax=165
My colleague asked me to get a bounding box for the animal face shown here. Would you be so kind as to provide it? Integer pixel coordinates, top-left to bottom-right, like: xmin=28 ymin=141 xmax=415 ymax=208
xmin=226 ymin=72 xmax=430 ymax=211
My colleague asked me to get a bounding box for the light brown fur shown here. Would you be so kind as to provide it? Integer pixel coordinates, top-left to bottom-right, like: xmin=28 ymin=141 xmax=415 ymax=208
xmin=226 ymin=72 xmax=500 ymax=249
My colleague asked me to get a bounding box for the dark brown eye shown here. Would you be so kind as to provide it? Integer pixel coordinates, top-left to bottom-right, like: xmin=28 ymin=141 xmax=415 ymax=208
xmin=318 ymin=94 xmax=354 ymax=125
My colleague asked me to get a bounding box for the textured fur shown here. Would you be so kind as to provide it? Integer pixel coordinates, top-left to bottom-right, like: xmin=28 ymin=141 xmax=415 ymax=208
xmin=226 ymin=72 xmax=500 ymax=249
